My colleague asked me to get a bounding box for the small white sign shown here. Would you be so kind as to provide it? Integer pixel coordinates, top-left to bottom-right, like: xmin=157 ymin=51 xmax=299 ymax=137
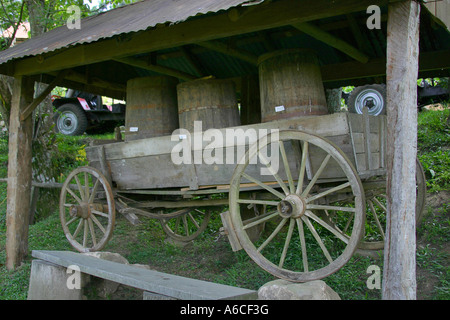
xmin=179 ymin=134 xmax=187 ymax=140
xmin=275 ymin=105 xmax=285 ymax=112
xmin=129 ymin=127 xmax=139 ymax=132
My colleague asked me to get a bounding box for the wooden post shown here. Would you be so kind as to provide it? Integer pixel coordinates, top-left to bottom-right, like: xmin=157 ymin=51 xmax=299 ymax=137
xmin=6 ymin=76 xmax=34 ymax=270
xmin=383 ymin=0 xmax=420 ymax=300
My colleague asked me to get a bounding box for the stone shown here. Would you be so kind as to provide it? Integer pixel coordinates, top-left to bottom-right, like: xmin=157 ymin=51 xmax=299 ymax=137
xmin=82 ymin=251 xmax=129 ymax=264
xmin=82 ymin=251 xmax=129 ymax=298
xmin=258 ymin=279 xmax=341 ymax=300
xmin=27 ymin=259 xmax=87 ymax=300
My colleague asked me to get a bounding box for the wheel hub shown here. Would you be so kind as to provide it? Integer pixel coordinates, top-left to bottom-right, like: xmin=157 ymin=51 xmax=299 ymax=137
xmin=69 ymin=203 xmax=106 ymax=219
xmin=277 ymin=194 xmax=306 ymax=219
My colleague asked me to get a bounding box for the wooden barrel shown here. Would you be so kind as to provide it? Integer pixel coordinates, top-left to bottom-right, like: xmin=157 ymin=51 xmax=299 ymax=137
xmin=177 ymin=78 xmax=240 ymax=132
xmin=125 ymin=76 xmax=179 ymax=141
xmin=258 ymin=49 xmax=328 ymax=122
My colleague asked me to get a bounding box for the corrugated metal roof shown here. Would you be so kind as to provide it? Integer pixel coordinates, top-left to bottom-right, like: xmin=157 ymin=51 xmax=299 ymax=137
xmin=0 ymin=0 xmax=259 ymax=65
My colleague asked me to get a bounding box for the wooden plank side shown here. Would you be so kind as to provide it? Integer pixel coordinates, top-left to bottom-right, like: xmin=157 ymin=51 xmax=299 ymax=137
xmin=86 ymin=113 xmax=355 ymax=190
xmin=32 ymin=250 xmax=256 ymax=300
xmin=87 ymin=113 xmax=350 ymax=162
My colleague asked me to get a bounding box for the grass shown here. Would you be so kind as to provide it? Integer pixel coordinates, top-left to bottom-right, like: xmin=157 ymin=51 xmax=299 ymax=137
xmin=0 ymin=107 xmax=449 ymax=300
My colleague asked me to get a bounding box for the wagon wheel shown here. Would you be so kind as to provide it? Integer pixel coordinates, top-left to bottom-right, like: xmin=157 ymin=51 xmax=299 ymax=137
xmin=356 ymin=158 xmax=426 ymax=251
xmin=229 ymin=130 xmax=365 ymax=282
xmin=160 ymin=208 xmax=211 ymax=242
xmin=59 ymin=166 xmax=115 ymax=252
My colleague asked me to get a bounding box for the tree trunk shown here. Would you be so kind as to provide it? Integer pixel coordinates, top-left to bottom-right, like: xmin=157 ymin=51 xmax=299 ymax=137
xmin=0 ymin=75 xmax=14 ymax=130
xmin=383 ymin=0 xmax=421 ymax=300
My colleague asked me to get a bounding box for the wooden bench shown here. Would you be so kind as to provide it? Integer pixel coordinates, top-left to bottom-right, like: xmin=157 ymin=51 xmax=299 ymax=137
xmin=29 ymin=250 xmax=257 ymax=300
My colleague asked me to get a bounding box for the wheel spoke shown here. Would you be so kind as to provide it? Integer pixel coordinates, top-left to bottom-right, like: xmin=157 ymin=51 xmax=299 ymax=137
xmin=66 ymin=187 xmax=82 ymax=204
xmin=88 ymin=179 xmax=100 ymax=203
xmin=83 ymin=220 xmax=88 ymax=248
xmin=279 ymin=141 xmax=295 ymax=193
xmin=91 ymin=209 xmax=110 ymax=218
xmin=182 ymin=215 xmax=189 ymax=236
xmin=296 ymin=218 xmax=308 ymax=272
xmin=258 ymin=151 xmax=290 ymax=195
xmin=243 ymin=211 xmax=278 ymax=230
xmin=295 ymin=141 xmax=309 ymax=195
xmin=90 ymin=214 xmax=106 ymax=234
xmin=74 ymin=175 xmax=85 ymax=201
xmin=241 ymin=172 xmax=285 ymax=199
xmin=302 ymin=216 xmax=333 ymax=263
xmin=304 ymin=210 xmax=349 ymax=244
xmin=65 ymin=216 xmax=79 ymax=227
xmin=302 ymin=154 xmax=331 ymax=197
xmin=187 ymin=212 xmax=200 ymax=229
xmin=306 ymin=182 xmax=351 ymax=203
xmin=368 ymin=199 xmax=385 ymax=239
xmin=279 ymin=218 xmax=295 ymax=268
xmin=84 ymin=172 xmax=90 ymax=202
xmin=307 ymin=204 xmax=356 ymax=213
xmin=372 ymin=197 xmax=387 ymax=212
xmin=88 ymin=218 xmax=97 ymax=246
xmin=73 ymin=219 xmax=84 ymax=238
xmin=237 ymin=199 xmax=279 ymax=206
xmin=257 ymin=218 xmax=288 ymax=253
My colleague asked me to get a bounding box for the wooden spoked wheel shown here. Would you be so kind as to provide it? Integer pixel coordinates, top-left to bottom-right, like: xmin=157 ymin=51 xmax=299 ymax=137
xmin=229 ymin=130 xmax=365 ymax=282
xmin=358 ymin=158 xmax=427 ymax=251
xmin=161 ymin=208 xmax=211 ymax=242
xmin=59 ymin=166 xmax=115 ymax=252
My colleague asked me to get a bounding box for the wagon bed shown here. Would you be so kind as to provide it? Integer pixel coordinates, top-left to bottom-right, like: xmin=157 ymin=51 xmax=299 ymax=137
xmin=85 ymin=112 xmax=386 ymax=193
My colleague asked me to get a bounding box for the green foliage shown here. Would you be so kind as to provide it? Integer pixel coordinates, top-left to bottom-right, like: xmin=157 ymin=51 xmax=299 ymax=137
xmin=417 ymin=107 xmax=450 ymax=192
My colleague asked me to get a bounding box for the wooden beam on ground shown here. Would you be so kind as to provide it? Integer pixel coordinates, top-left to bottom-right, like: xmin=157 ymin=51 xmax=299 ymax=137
xmin=12 ymin=0 xmax=387 ymax=76
xmin=196 ymin=40 xmax=258 ymax=65
xmin=6 ymin=75 xmax=34 ymax=270
xmin=113 ymin=57 xmax=197 ymax=81
xmin=20 ymin=70 xmax=67 ymax=121
xmin=292 ymin=22 xmax=370 ymax=63
xmin=383 ymin=0 xmax=421 ymax=300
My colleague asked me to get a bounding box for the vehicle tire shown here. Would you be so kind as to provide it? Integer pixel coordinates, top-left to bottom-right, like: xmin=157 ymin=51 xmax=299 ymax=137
xmin=54 ymin=103 xmax=88 ymax=136
xmin=348 ymin=84 xmax=386 ymax=116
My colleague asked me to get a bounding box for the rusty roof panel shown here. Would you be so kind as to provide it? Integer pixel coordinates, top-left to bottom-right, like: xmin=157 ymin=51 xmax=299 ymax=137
xmin=0 ymin=0 xmax=258 ymax=65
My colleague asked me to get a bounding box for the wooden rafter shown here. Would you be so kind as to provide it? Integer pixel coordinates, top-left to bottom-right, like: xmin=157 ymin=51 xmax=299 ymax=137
xmin=292 ymin=22 xmax=370 ymax=63
xmin=113 ymin=56 xmax=197 ymax=81
xmin=196 ymin=40 xmax=258 ymax=65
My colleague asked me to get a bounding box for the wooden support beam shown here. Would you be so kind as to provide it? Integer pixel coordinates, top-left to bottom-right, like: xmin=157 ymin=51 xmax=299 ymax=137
xmin=383 ymin=0 xmax=421 ymax=300
xmin=180 ymin=46 xmax=209 ymax=78
xmin=196 ymin=40 xmax=258 ymax=65
xmin=20 ymin=70 xmax=67 ymax=121
xmin=292 ymin=22 xmax=370 ymax=63
xmin=6 ymin=76 xmax=34 ymax=270
xmin=11 ymin=0 xmax=387 ymax=76
xmin=113 ymin=57 xmax=197 ymax=81
xmin=320 ymin=49 xmax=450 ymax=83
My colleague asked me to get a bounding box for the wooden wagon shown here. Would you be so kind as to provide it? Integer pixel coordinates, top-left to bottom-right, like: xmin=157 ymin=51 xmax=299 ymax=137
xmin=59 ymin=109 xmax=426 ymax=282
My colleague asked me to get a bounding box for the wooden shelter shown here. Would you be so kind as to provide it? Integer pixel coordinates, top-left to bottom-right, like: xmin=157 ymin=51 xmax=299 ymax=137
xmin=0 ymin=0 xmax=449 ymax=299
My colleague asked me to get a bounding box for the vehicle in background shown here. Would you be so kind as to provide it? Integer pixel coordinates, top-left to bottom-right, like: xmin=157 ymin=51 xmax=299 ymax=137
xmin=345 ymin=79 xmax=449 ymax=116
xmin=52 ymin=89 xmax=126 ymax=136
